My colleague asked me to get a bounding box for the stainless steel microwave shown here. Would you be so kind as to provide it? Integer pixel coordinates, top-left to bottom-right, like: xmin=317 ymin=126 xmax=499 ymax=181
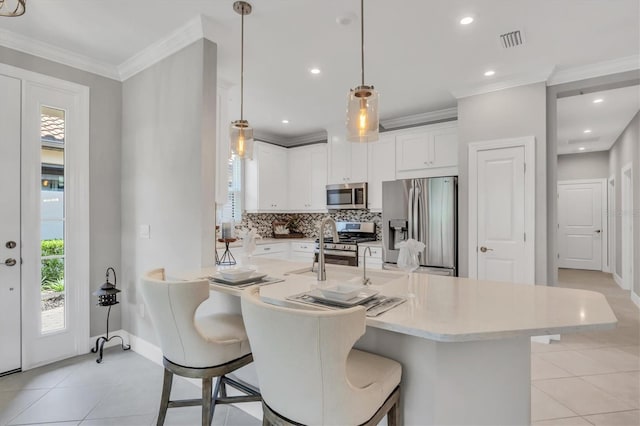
xmin=326 ymin=182 xmax=368 ymax=209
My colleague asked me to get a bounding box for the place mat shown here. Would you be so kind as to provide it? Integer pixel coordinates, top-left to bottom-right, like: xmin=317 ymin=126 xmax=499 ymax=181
xmin=287 ymin=292 xmax=406 ymax=317
xmin=209 ymin=276 xmax=284 ymax=289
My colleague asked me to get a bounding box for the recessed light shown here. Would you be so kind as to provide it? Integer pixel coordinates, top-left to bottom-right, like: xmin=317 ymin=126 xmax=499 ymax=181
xmin=583 ymin=129 xmax=592 ymax=134
xmin=593 ymin=98 xmax=604 ymax=104
xmin=460 ymin=16 xmax=474 ymax=25
xmin=310 ymin=68 xmax=321 ymax=75
xmin=578 ymin=147 xmax=586 ymax=151
xmin=484 ymin=70 xmax=495 ymax=77
xmin=281 ymin=119 xmax=289 ymax=124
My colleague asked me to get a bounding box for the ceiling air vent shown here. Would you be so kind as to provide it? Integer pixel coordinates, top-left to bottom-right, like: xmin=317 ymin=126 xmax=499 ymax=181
xmin=500 ymin=30 xmax=523 ymax=48
xmin=568 ymin=136 xmax=600 ymax=144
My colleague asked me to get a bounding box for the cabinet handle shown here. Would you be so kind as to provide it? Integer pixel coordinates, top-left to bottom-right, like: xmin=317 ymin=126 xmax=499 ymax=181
xmin=264 ymin=247 xmax=271 ymax=251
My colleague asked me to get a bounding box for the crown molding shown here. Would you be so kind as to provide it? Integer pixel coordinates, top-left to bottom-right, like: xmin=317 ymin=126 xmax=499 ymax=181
xmin=254 ymin=130 xmax=327 ymax=148
xmin=547 ymin=55 xmax=640 ymax=86
xmin=0 ymin=28 xmax=120 ymax=80
xmin=380 ymin=107 xmax=458 ymax=130
xmin=451 ymin=68 xmax=554 ymax=99
xmin=118 ymin=15 xmax=206 ymax=81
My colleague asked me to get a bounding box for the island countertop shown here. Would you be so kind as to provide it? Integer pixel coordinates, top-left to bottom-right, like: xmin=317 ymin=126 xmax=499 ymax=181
xmin=185 ymin=258 xmax=617 ymax=343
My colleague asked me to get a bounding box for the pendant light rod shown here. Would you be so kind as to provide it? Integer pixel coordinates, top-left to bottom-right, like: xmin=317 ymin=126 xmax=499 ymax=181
xmin=360 ymin=0 xmax=365 ymax=86
xmin=240 ymin=6 xmax=244 ymax=121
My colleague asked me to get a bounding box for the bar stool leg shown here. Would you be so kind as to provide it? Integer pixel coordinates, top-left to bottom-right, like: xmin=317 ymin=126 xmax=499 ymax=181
xmin=157 ymin=368 xmax=173 ymax=426
xmin=202 ymin=377 xmax=213 ymax=426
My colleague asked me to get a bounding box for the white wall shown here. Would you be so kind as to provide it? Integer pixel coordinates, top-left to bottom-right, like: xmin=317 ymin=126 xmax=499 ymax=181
xmin=120 ymin=39 xmax=217 ymax=344
xmin=608 ymin=111 xmax=640 ymax=294
xmin=457 ymin=82 xmax=547 ymax=283
xmin=557 ymin=151 xmax=610 ymax=181
xmin=0 ymin=46 xmax=123 ymax=336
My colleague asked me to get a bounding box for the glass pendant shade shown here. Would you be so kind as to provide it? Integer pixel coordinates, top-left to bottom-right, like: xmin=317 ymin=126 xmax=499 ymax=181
xmin=230 ymin=119 xmax=254 ymax=159
xmin=346 ymin=85 xmax=379 ymax=142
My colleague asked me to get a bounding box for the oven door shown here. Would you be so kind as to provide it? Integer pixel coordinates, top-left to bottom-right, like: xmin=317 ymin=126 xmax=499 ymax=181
xmin=314 ymin=251 xmax=358 ymax=267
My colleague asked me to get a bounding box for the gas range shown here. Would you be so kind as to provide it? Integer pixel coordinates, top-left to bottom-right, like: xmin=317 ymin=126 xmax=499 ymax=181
xmin=314 ymin=222 xmax=377 ymax=266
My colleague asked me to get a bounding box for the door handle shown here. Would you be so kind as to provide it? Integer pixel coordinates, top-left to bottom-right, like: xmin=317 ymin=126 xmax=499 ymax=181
xmin=595 ymin=230 xmax=601 ymax=233
xmin=479 ymin=246 xmax=493 ymax=253
xmin=3 ymin=258 xmax=17 ymax=267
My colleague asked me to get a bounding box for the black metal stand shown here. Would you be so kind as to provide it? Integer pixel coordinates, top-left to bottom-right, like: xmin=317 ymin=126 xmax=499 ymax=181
xmin=91 ymin=304 xmax=130 ymax=363
xmin=217 ymin=240 xmax=237 ymax=265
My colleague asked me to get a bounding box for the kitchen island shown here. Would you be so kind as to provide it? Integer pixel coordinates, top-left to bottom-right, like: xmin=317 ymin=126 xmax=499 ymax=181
xmin=182 ymin=258 xmax=617 ymax=425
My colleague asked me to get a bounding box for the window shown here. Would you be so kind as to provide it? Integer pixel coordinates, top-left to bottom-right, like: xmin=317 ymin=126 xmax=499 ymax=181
xmin=218 ymin=155 xmax=242 ymax=223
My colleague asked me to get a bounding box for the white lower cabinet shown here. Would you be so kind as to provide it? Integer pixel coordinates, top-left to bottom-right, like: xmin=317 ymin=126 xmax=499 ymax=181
xmin=359 ymin=245 xmax=383 ymax=269
xmin=289 ymin=241 xmax=316 ymax=264
xmin=252 ymin=242 xmax=290 ymax=260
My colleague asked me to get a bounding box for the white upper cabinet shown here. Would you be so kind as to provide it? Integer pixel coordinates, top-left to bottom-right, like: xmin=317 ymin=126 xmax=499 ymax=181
xmin=367 ymin=135 xmax=396 ymax=212
xmin=395 ymin=121 xmax=458 ymax=179
xmin=288 ymin=144 xmax=327 ymax=212
xmin=245 ymin=141 xmax=288 ymax=212
xmin=327 ymin=127 xmax=368 ymax=184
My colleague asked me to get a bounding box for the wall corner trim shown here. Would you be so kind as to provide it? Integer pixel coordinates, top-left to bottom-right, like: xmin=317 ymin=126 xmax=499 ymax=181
xmin=613 ymin=272 xmax=625 ymax=289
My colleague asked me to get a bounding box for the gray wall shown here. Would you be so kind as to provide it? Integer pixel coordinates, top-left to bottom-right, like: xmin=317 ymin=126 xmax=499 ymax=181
xmin=0 ymin=46 xmax=123 ymax=336
xmin=608 ymin=111 xmax=640 ymax=295
xmin=557 ymin=151 xmax=610 ymax=181
xmin=120 ymin=40 xmax=217 ymax=344
xmin=457 ymin=82 xmax=548 ymax=283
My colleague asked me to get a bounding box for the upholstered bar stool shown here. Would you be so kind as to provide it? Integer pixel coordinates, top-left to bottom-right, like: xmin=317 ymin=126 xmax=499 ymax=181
xmin=241 ymin=286 xmax=402 ymax=426
xmin=141 ymin=268 xmax=261 ymax=426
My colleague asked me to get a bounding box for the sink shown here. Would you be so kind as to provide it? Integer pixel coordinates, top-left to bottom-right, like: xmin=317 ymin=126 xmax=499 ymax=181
xmin=284 ymin=267 xmax=401 ymax=286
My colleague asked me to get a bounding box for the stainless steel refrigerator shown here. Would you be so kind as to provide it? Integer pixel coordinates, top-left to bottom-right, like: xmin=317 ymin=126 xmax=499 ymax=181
xmin=382 ymin=177 xmax=457 ymax=276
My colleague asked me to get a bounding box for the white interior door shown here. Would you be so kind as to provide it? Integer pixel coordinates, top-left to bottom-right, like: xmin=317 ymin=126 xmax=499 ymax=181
xmin=0 ymin=74 xmax=22 ymax=375
xmin=558 ymin=181 xmax=604 ymax=271
xmin=475 ymin=146 xmax=528 ymax=284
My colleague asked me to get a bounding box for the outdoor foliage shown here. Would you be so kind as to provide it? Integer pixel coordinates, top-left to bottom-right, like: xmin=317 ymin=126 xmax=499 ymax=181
xmin=41 ymin=239 xmax=64 ymax=292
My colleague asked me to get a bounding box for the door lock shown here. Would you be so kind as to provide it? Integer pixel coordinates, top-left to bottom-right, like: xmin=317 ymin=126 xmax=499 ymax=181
xmin=479 ymin=246 xmax=494 ymax=253
xmin=5 ymin=241 xmax=16 ymax=249
xmin=3 ymin=258 xmax=17 ymax=267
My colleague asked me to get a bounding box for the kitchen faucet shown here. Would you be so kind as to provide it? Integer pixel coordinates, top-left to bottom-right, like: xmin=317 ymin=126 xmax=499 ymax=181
xmin=317 ymin=217 xmax=339 ymax=281
xmin=362 ymin=246 xmax=372 ymax=285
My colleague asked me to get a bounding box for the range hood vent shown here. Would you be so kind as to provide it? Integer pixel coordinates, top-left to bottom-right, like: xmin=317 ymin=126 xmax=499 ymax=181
xmin=500 ymin=30 xmax=524 ymax=48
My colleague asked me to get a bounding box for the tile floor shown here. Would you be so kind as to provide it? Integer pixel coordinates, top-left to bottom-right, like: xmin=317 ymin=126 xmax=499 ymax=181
xmin=1 ymin=268 xmax=638 ymax=425
xmin=531 ymin=269 xmax=639 ymax=426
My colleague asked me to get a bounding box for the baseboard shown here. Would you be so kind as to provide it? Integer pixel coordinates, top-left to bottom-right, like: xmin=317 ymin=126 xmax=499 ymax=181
xmin=614 ymin=273 xmax=626 ymax=289
xmin=632 ymin=291 xmax=640 ymax=309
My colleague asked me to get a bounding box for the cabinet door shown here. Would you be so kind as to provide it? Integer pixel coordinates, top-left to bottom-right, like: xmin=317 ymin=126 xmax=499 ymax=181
xmin=367 ymin=136 xmax=396 ymax=211
xmin=350 ymin=143 xmax=368 ymax=182
xmin=259 ymin=144 xmax=288 ymax=210
xmin=288 ymin=148 xmax=311 ymax=210
xmin=328 ymin=140 xmax=350 ymax=184
xmin=309 ymin=144 xmax=328 ymax=210
xmin=396 ymin=131 xmax=429 ymax=172
xmin=429 ymin=127 xmax=458 ymax=168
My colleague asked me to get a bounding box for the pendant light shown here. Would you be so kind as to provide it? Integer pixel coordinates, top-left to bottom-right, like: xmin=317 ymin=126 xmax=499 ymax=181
xmin=230 ymin=1 xmax=254 ymax=159
xmin=346 ymin=0 xmax=378 ymax=142
xmin=0 ymin=0 xmax=26 ymax=17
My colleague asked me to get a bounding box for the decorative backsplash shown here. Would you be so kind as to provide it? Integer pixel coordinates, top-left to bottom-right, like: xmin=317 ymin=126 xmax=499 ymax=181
xmin=237 ymin=210 xmax=383 ymax=240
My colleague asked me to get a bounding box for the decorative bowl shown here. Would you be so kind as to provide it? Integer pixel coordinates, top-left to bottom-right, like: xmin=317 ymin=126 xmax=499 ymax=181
xmin=319 ymin=284 xmax=364 ymax=301
xmin=219 ymin=267 xmax=256 ymax=281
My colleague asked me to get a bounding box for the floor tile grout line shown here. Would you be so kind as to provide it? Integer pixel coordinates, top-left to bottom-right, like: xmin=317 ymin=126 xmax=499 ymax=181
xmin=4 ymin=386 xmax=55 ymax=426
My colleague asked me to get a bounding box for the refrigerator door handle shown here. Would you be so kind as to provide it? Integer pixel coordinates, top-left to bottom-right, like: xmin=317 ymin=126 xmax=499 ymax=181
xmin=407 ymin=186 xmax=414 ymax=240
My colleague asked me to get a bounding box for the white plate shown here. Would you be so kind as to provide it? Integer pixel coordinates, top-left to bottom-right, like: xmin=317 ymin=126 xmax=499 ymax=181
xmin=307 ymin=288 xmax=379 ymax=307
xmin=210 ymin=272 xmax=267 ymax=285
xmin=219 ymin=267 xmax=256 ymax=280
xmin=319 ymin=284 xmax=364 ymax=301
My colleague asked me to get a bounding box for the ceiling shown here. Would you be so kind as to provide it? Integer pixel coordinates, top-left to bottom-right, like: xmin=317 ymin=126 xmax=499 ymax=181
xmin=1 ymin=0 xmax=639 ymax=143
xmin=557 ymin=85 xmax=640 ymax=155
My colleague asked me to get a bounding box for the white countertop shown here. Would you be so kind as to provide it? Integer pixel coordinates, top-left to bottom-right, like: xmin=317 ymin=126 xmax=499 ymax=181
xmin=216 ymin=237 xmax=314 ymax=249
xmin=186 ymin=258 xmax=617 ymax=343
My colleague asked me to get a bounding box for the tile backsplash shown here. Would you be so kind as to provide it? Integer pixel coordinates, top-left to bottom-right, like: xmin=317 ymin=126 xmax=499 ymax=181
xmin=236 ymin=210 xmax=382 ymax=240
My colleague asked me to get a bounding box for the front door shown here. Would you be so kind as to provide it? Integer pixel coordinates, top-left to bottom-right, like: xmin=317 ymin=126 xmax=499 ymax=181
xmin=558 ymin=181 xmax=604 ymax=271
xmin=0 ymin=74 xmax=22 ymax=375
xmin=475 ymin=146 xmax=528 ymax=284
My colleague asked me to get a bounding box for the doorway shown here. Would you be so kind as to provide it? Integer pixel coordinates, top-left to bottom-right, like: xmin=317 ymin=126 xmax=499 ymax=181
xmin=621 ymin=164 xmax=634 ymax=290
xmin=0 ymin=65 xmax=90 ymax=373
xmin=468 ymin=136 xmax=536 ymax=285
xmin=557 ymin=179 xmax=607 ymax=271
